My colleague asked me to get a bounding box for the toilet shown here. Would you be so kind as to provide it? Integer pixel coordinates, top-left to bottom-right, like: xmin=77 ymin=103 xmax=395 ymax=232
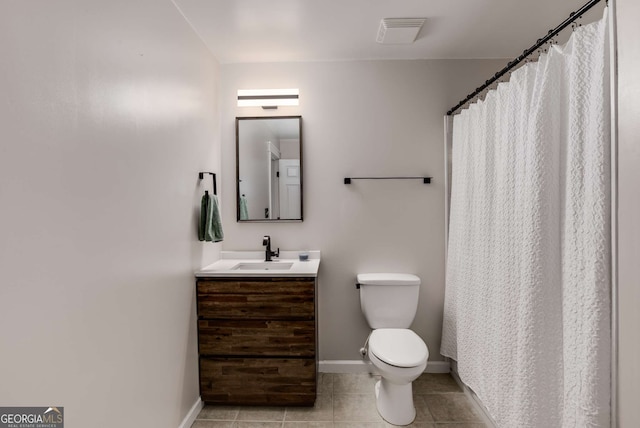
xmin=358 ymin=273 xmax=429 ymax=426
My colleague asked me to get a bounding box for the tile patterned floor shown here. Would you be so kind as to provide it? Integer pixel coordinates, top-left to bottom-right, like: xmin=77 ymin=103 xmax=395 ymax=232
xmin=191 ymin=373 xmax=489 ymax=428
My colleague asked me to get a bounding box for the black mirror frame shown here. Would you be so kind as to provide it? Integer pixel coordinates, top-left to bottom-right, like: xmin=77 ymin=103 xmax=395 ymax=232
xmin=235 ymin=116 xmax=303 ymax=222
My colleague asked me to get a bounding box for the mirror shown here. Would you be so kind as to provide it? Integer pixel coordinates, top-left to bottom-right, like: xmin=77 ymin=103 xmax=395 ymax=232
xmin=236 ymin=116 xmax=303 ymax=222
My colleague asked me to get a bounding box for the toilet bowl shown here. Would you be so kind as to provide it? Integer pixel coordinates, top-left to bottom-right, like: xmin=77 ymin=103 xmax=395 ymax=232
xmin=357 ymin=273 xmax=429 ymax=426
xmin=368 ymin=328 xmax=428 ymax=425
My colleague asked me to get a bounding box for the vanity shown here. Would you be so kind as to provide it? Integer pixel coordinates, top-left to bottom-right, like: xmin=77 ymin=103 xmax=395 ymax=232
xmin=195 ymin=251 xmax=320 ymax=406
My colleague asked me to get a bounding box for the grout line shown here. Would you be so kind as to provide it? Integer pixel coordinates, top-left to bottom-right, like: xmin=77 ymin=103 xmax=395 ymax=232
xmin=331 ymin=384 xmax=336 ymax=423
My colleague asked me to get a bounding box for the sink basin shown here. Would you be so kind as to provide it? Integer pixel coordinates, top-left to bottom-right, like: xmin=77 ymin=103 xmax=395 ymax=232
xmin=232 ymin=262 xmax=294 ymax=271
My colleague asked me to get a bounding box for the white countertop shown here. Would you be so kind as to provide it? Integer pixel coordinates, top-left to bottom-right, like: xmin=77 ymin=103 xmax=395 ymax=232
xmin=195 ymin=250 xmax=321 ymax=278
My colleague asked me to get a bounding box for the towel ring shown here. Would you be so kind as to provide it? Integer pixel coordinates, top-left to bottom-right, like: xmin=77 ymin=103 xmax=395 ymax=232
xmin=199 ymin=172 xmax=217 ymax=195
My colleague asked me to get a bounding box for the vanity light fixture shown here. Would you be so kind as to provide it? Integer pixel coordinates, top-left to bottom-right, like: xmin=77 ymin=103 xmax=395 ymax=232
xmin=237 ymin=89 xmax=299 ymax=109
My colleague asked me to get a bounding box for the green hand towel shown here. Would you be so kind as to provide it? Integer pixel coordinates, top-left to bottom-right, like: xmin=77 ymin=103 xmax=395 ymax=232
xmin=204 ymin=194 xmax=224 ymax=242
xmin=239 ymin=195 xmax=249 ymax=220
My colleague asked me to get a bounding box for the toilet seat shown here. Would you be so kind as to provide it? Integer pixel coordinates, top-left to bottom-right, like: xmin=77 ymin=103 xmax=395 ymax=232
xmin=369 ymin=329 xmax=428 ymax=368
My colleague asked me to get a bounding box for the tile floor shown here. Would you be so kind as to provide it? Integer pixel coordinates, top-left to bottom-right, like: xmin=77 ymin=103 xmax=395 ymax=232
xmin=191 ymin=373 xmax=488 ymax=428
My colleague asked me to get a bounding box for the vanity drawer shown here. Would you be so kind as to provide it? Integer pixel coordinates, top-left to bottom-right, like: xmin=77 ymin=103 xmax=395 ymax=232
xmin=199 ymin=357 xmax=316 ymax=405
xmin=197 ymin=278 xmax=315 ymax=320
xmin=198 ymin=319 xmax=315 ymax=357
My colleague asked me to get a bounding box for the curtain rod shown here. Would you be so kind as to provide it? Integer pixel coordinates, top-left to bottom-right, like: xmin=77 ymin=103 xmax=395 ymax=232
xmin=446 ymin=0 xmax=605 ymax=116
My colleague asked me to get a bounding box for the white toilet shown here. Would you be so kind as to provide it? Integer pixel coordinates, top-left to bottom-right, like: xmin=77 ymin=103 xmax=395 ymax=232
xmin=358 ymin=273 xmax=429 ymax=426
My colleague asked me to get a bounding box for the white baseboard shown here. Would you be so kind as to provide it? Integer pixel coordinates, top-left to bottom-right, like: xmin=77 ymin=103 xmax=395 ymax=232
xmin=177 ymin=397 xmax=203 ymax=428
xmin=319 ymin=360 xmax=450 ymax=374
xmin=425 ymin=361 xmax=450 ymax=373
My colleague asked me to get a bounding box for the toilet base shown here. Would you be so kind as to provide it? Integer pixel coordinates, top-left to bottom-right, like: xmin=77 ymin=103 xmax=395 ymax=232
xmin=374 ymin=379 xmax=416 ymax=426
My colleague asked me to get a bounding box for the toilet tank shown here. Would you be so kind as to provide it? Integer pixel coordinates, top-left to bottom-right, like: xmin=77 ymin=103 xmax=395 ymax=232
xmin=357 ymin=273 xmax=421 ymax=329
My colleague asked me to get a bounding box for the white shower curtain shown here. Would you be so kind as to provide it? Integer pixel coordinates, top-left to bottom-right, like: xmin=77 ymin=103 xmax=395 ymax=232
xmin=441 ymin=9 xmax=610 ymax=428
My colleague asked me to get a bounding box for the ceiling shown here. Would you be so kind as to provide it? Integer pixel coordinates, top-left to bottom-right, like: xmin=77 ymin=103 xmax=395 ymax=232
xmin=172 ymin=0 xmax=605 ymax=64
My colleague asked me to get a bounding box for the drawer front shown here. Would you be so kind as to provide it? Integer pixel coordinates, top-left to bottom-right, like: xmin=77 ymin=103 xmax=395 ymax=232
xmin=197 ymin=278 xmax=315 ymax=320
xmin=198 ymin=319 xmax=315 ymax=357
xmin=200 ymin=357 xmax=316 ymax=406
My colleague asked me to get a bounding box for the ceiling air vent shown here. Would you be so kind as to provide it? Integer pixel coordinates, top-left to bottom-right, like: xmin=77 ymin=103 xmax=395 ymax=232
xmin=376 ymin=18 xmax=426 ymax=44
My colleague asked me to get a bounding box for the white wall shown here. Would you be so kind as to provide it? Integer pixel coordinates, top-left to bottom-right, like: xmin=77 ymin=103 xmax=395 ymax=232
xmin=614 ymin=0 xmax=640 ymax=425
xmin=0 ymin=1 xmax=220 ymax=427
xmin=220 ymin=59 xmax=505 ymax=361
xmin=238 ymin=121 xmax=277 ymax=219
xmin=280 ymin=139 xmax=300 ymax=159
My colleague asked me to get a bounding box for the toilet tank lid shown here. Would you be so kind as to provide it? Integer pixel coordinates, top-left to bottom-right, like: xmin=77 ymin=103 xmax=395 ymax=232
xmin=357 ymin=273 xmax=421 ymax=286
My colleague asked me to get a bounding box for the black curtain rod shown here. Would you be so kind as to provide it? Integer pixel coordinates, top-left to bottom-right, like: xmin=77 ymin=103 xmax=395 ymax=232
xmin=447 ymin=0 xmax=605 ymax=116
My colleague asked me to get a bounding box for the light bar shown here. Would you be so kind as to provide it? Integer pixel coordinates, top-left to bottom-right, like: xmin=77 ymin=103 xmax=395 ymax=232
xmin=237 ymin=89 xmax=299 ymax=108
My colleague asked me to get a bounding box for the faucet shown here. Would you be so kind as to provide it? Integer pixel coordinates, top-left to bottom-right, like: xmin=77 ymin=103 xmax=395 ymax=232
xmin=262 ymin=235 xmax=280 ymax=262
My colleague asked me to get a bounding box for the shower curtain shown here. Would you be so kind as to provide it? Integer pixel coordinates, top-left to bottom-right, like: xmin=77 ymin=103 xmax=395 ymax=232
xmin=441 ymin=8 xmax=610 ymax=428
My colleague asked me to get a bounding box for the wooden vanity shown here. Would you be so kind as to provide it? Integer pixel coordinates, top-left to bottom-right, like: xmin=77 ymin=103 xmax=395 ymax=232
xmin=195 ymin=253 xmax=320 ymax=406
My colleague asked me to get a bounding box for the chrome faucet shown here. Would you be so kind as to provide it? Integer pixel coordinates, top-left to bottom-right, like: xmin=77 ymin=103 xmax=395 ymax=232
xmin=262 ymin=235 xmax=280 ymax=262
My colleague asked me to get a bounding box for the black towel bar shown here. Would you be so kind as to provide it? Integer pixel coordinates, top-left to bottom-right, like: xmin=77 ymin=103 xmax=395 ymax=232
xmin=344 ymin=176 xmax=431 ymax=184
